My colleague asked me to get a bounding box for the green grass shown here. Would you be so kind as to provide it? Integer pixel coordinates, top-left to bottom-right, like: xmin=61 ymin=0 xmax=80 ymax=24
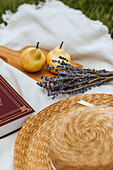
xmin=0 ymin=0 xmax=113 ymax=38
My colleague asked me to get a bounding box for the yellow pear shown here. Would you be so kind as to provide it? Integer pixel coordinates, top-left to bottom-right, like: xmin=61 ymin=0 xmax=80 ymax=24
xmin=47 ymin=42 xmax=71 ymax=74
xmin=21 ymin=42 xmax=46 ymax=72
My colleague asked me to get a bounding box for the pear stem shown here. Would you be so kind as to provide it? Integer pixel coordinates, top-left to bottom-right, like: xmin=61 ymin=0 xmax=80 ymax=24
xmin=59 ymin=41 xmax=64 ymax=49
xmin=36 ymin=42 xmax=40 ymax=49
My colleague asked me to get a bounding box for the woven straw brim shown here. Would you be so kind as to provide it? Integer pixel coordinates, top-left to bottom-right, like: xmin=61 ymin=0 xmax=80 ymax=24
xmin=14 ymin=93 xmax=113 ymax=170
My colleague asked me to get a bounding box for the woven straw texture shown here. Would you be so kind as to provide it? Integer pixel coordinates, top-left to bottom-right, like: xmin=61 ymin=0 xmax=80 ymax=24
xmin=14 ymin=93 xmax=113 ymax=170
xmin=50 ymin=106 xmax=113 ymax=170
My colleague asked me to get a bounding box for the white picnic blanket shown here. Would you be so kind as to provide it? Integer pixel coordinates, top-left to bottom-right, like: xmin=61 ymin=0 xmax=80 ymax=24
xmin=0 ymin=0 xmax=113 ymax=170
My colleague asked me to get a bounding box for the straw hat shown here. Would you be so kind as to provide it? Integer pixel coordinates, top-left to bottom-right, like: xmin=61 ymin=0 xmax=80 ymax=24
xmin=14 ymin=93 xmax=113 ymax=170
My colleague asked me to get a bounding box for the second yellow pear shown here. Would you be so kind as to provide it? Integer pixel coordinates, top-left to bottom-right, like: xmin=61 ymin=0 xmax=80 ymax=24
xmin=47 ymin=42 xmax=71 ymax=74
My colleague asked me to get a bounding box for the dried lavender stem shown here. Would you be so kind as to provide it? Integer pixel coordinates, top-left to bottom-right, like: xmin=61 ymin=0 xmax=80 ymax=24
xmin=61 ymin=76 xmax=113 ymax=95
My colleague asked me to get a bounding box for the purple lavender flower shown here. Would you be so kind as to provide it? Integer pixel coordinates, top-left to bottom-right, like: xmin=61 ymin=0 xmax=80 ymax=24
xmin=37 ymin=56 xmax=113 ymax=99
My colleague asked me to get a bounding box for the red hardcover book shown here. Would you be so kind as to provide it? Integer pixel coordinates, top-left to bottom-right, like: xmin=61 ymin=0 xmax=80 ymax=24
xmin=0 ymin=75 xmax=35 ymax=138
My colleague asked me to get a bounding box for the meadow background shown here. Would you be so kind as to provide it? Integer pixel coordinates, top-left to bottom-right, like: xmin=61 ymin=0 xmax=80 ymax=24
xmin=0 ymin=0 xmax=113 ymax=38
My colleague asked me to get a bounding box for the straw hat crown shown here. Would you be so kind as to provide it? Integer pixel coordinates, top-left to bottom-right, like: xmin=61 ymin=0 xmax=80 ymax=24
xmin=50 ymin=106 xmax=113 ymax=170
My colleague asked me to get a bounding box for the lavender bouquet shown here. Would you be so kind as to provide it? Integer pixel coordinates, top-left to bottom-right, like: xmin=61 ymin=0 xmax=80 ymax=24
xmin=37 ymin=56 xmax=113 ymax=99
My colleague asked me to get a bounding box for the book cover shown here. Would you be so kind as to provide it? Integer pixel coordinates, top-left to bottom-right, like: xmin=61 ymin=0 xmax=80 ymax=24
xmin=0 ymin=75 xmax=35 ymax=137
